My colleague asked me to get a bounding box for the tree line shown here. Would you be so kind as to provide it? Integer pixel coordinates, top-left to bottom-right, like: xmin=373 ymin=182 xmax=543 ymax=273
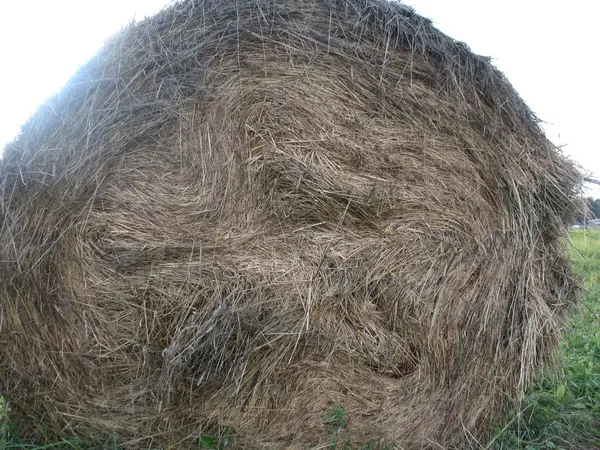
xmin=574 ymin=198 xmax=600 ymax=224
xmin=584 ymin=197 xmax=600 ymax=220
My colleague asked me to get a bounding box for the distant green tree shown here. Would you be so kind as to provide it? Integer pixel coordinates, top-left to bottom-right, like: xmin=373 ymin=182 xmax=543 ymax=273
xmin=586 ymin=197 xmax=595 ymax=219
xmin=596 ymin=199 xmax=600 ymax=218
xmin=585 ymin=197 xmax=600 ymax=219
xmin=576 ymin=197 xmax=600 ymax=223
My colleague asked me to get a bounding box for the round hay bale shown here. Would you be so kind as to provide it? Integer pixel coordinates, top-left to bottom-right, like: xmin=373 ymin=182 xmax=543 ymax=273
xmin=0 ymin=0 xmax=581 ymax=447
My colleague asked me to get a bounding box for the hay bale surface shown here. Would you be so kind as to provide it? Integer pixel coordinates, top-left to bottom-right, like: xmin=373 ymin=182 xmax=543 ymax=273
xmin=0 ymin=0 xmax=581 ymax=447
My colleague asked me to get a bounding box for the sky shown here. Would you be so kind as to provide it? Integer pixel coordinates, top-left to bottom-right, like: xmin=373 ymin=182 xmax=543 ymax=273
xmin=0 ymin=0 xmax=598 ymax=197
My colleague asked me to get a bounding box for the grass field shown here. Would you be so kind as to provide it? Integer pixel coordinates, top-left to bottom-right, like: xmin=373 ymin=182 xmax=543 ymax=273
xmin=2 ymin=229 xmax=600 ymax=449
xmin=489 ymin=229 xmax=600 ymax=449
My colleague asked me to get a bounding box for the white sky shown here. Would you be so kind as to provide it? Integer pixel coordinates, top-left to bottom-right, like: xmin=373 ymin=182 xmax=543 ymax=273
xmin=1 ymin=0 xmax=598 ymax=197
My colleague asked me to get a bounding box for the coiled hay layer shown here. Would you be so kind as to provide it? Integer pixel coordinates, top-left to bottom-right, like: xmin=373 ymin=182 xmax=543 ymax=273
xmin=0 ymin=0 xmax=581 ymax=447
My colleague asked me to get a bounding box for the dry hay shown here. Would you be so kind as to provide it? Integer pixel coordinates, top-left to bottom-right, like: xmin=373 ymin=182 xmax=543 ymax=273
xmin=0 ymin=0 xmax=582 ymax=448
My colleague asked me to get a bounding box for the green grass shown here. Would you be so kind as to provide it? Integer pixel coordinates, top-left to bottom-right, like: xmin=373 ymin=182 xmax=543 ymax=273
xmin=2 ymin=229 xmax=600 ymax=449
xmin=1 ymin=396 xmax=7 ymax=448
xmin=490 ymin=229 xmax=600 ymax=450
